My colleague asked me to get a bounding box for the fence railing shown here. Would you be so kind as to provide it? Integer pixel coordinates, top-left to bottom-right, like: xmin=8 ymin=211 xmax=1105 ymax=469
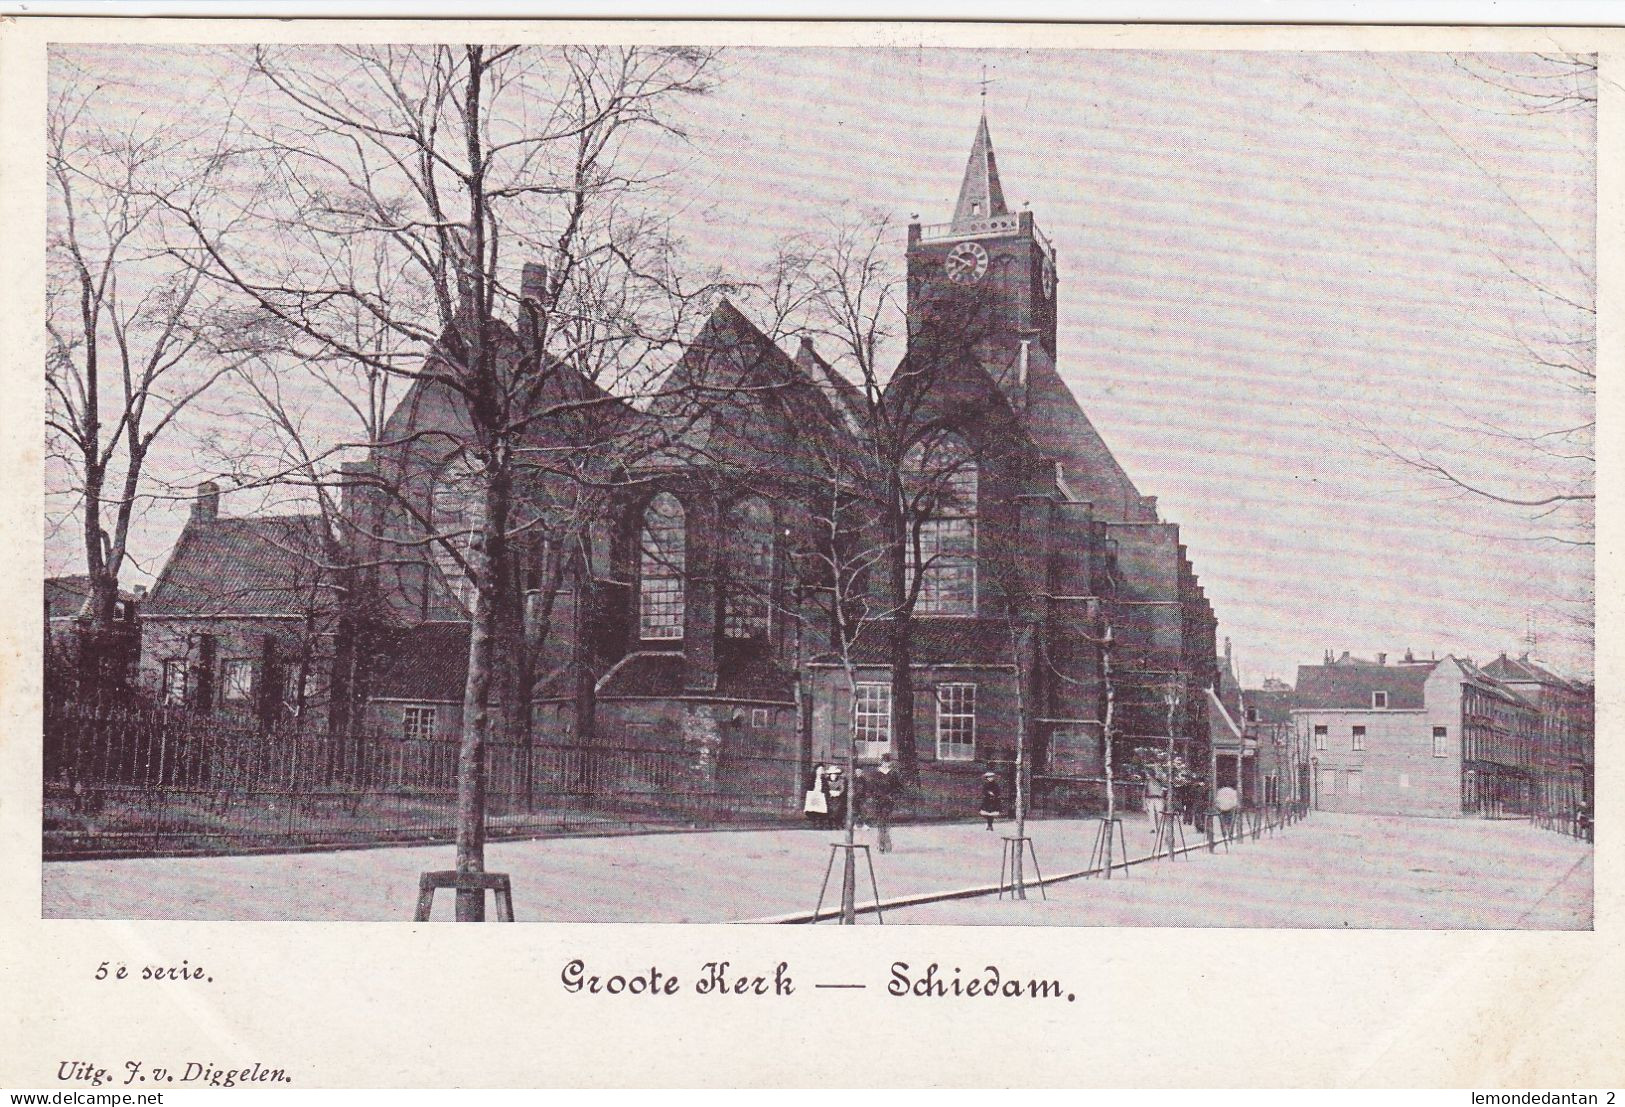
xmin=44 ymin=703 xmax=1136 ymax=858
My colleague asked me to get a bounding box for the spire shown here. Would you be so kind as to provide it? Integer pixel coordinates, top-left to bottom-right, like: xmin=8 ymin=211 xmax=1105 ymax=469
xmin=952 ymin=112 xmax=1009 ymax=227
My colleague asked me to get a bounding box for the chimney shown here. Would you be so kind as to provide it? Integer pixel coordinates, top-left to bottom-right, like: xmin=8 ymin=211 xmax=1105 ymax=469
xmin=192 ymin=481 xmax=220 ymax=522
xmin=1377 ymin=652 xmax=1387 ymax=666
xmin=1404 ymin=648 xmax=1414 ymax=663
xmin=521 ymin=262 xmax=549 ymax=307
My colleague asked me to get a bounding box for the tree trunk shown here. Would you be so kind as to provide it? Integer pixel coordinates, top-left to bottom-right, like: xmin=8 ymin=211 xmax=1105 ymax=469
xmin=840 ymin=666 xmax=860 ymax=924
xmin=884 ymin=477 xmax=918 ymax=778
xmin=454 ymin=463 xmax=507 ymax=922
xmin=457 ymin=586 xmax=494 ymax=921
xmin=1009 ymin=625 xmax=1031 ymax=898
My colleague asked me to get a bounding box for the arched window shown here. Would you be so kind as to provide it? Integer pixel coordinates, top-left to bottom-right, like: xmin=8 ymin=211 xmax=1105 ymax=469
xmin=905 ymin=432 xmax=978 ymax=616
xmin=722 ymin=496 xmax=773 ymax=638
xmin=638 ymin=492 xmax=686 ymax=641
xmin=431 ymin=455 xmax=484 ymax=614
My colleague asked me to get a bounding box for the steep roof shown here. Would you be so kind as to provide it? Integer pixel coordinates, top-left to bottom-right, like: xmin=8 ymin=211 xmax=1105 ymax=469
xmin=145 ymin=515 xmax=332 ymax=618
xmin=795 ymin=336 xmax=867 ymax=438
xmin=952 ymin=112 xmax=1009 ymax=226
xmin=45 ymin=575 xmax=141 ymax=618
xmin=1020 ymin=346 xmax=1152 ymax=522
xmin=1293 ymin=659 xmax=1438 ymax=711
xmin=384 ymin=326 xmax=628 ymax=456
xmin=1452 ymin=657 xmax=1538 ymax=709
xmin=45 ymin=575 xmax=92 ymax=619
xmin=1242 ymin=686 xmax=1295 ymax=726
xmin=1481 ymin=653 xmax=1573 ymax=689
xmin=646 ymin=298 xmax=861 ymax=478
xmin=1207 ymin=686 xmax=1244 ymax=748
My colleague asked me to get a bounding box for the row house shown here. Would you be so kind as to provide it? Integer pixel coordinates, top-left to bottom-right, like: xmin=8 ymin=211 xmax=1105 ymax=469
xmin=1481 ymin=653 xmax=1595 ymax=819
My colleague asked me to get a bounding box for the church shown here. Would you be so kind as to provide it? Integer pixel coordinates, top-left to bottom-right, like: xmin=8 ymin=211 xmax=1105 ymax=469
xmin=139 ymin=113 xmax=1222 ymax=816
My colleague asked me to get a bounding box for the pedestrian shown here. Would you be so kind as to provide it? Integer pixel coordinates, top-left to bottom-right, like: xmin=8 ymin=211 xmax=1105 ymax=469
xmin=870 ymin=754 xmax=903 ymax=853
xmin=803 ymin=763 xmax=830 ymax=826
xmin=1143 ymin=772 xmax=1166 ymax=823
xmin=852 ymin=766 xmax=868 ymax=830
xmin=825 ymin=766 xmax=849 ymax=830
xmin=979 ymin=770 xmax=1003 ymax=831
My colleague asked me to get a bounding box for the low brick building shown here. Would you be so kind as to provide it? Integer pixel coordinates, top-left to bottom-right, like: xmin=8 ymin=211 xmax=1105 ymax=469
xmin=136 ymin=483 xmax=370 ymax=732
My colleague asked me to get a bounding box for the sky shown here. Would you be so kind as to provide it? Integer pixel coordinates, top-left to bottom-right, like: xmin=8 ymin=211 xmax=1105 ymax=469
xmin=44 ymin=45 xmax=1596 ymax=683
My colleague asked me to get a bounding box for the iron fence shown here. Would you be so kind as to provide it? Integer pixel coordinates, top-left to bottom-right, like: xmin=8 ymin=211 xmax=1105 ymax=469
xmin=44 ymin=701 xmax=1148 ymax=858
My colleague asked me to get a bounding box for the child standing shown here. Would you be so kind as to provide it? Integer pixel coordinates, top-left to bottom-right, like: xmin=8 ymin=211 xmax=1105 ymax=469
xmin=979 ymin=770 xmax=1003 ymax=831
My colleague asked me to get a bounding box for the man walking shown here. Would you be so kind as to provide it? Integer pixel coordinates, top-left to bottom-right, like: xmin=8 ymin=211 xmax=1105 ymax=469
xmin=871 ymin=754 xmax=903 ymax=853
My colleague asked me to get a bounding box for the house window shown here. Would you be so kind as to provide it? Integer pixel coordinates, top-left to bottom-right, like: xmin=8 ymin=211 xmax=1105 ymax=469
xmin=1346 ymin=770 xmax=1364 ymax=796
xmin=853 ymin=682 xmax=892 ymax=757
xmin=1432 ymin=725 xmax=1449 ymax=758
xmin=1246 ymin=706 xmax=1259 ymax=723
xmin=722 ymin=496 xmax=773 ymax=638
xmin=1318 ymin=767 xmax=1337 ymax=796
xmin=751 ymin=708 xmax=769 ymax=729
xmin=402 ymin=705 xmax=438 ymax=742
xmin=221 ymin=659 xmax=254 ymax=704
xmin=1351 ymin=725 xmax=1366 ymax=752
xmin=1313 ymin=725 xmax=1328 ymax=751
xmin=935 ymin=683 xmax=977 ymax=761
xmin=162 ymin=660 xmax=189 ymax=706
xmin=1372 ymin=691 xmax=1389 ymax=709
xmin=638 ymin=492 xmax=686 ymax=640
xmin=905 ymin=433 xmax=977 ymax=616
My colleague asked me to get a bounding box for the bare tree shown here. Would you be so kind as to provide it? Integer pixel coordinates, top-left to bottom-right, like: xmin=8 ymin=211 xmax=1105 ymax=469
xmin=754 ymin=211 xmax=1000 ymax=779
xmin=46 ymin=60 xmax=238 ymax=676
xmin=166 ymin=44 xmax=718 ymax=920
xmin=789 ymin=447 xmax=898 ymax=924
xmin=1452 ymin=53 xmax=1596 ymax=117
xmin=1358 ymin=52 xmax=1595 ymax=650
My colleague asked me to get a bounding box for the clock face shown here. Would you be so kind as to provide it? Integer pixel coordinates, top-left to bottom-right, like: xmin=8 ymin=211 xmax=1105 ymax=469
xmin=944 ymin=241 xmax=989 ymax=284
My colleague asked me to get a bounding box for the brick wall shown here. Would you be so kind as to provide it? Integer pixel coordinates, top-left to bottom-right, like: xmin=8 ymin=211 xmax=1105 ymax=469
xmin=1297 ymin=707 xmax=1461 ymax=817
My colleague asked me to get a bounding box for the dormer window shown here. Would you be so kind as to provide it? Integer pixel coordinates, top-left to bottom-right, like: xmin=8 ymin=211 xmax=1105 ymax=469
xmin=1372 ymin=691 xmax=1389 ymax=709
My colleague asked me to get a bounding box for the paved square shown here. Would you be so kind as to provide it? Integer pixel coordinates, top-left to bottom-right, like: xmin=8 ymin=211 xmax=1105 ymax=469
xmin=40 ymin=812 xmax=1590 ymax=927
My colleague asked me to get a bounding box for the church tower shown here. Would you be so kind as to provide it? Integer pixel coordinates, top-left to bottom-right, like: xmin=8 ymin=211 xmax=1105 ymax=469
xmin=906 ymin=112 xmax=1059 ymax=362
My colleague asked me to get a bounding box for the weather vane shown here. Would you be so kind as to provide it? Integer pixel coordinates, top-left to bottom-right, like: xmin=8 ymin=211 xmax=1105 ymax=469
xmin=979 ymin=63 xmax=997 ymax=102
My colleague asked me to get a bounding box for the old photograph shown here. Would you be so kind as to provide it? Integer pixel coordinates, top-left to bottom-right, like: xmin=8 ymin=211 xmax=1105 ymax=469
xmin=39 ymin=41 xmax=1594 ymax=927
